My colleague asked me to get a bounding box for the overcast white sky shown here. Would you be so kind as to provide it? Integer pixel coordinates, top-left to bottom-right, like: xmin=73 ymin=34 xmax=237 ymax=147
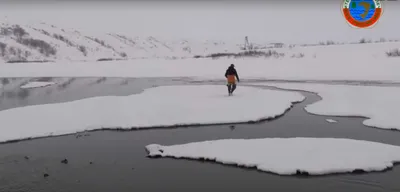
xmin=0 ymin=1 xmax=398 ymax=44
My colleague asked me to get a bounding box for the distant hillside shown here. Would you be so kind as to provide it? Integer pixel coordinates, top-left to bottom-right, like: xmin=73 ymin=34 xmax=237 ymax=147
xmin=0 ymin=22 xmax=271 ymax=62
xmin=1 ymin=22 xmax=400 ymax=63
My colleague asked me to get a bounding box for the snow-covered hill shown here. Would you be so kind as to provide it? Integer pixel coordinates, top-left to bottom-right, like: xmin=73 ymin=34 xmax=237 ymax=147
xmin=0 ymin=22 xmax=262 ymax=62
xmin=1 ymin=22 xmax=400 ymax=63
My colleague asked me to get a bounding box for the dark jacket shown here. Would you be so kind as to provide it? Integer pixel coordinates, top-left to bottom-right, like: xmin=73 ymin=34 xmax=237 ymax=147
xmin=225 ymin=66 xmax=240 ymax=82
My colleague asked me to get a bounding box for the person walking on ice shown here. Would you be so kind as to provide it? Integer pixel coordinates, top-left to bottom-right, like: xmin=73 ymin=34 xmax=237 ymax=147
xmin=225 ymin=64 xmax=240 ymax=96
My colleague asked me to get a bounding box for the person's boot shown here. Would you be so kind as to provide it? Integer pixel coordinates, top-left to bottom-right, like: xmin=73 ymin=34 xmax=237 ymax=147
xmin=227 ymin=84 xmax=232 ymax=95
xmin=231 ymin=84 xmax=236 ymax=95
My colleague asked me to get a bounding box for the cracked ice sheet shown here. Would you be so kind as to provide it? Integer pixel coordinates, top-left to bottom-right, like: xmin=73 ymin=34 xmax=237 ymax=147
xmin=251 ymin=83 xmax=400 ymax=131
xmin=146 ymin=137 xmax=400 ymax=176
xmin=0 ymin=85 xmax=304 ymax=142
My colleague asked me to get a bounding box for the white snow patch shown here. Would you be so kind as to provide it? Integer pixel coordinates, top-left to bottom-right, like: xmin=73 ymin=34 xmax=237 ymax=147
xmin=2 ymin=58 xmax=400 ymax=83
xmin=0 ymin=85 xmax=304 ymax=142
xmin=20 ymin=81 xmax=55 ymax=89
xmin=326 ymin=119 xmax=337 ymax=123
xmin=145 ymin=137 xmax=400 ymax=176
xmin=252 ymin=83 xmax=400 ymax=130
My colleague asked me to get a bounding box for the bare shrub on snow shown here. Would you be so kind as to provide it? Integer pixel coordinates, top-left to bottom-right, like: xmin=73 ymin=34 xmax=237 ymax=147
xmin=97 ymin=58 xmax=114 ymax=61
xmin=6 ymin=60 xmax=53 ymax=64
xmin=291 ymin=53 xmax=305 ymax=58
xmin=386 ymin=49 xmax=400 ymax=57
xmin=8 ymin=47 xmax=16 ymax=55
xmin=326 ymin=41 xmax=335 ymax=45
xmin=24 ymin=50 xmax=31 ymax=58
xmin=17 ymin=38 xmax=56 ymax=56
xmin=120 ymin=52 xmax=127 ymax=57
xmin=32 ymin=28 xmax=51 ymax=36
xmin=6 ymin=46 xmax=27 ymax=61
xmin=183 ymin=47 xmax=191 ymax=53
xmin=319 ymin=41 xmax=336 ymax=46
xmin=114 ymin=34 xmax=136 ymax=46
xmin=205 ymin=50 xmax=284 ymax=59
xmin=86 ymin=36 xmax=118 ymax=55
xmin=40 ymin=29 xmax=50 ymax=36
xmin=208 ymin=53 xmax=236 ymax=58
xmin=0 ymin=27 xmax=11 ymax=36
xmin=87 ymin=37 xmax=111 ymax=48
xmin=359 ymin=38 xmax=372 ymax=44
xmin=78 ymin=45 xmax=87 ymax=56
xmin=53 ymin=34 xmax=74 ymax=46
xmin=16 ymin=49 xmax=23 ymax=59
xmin=12 ymin=25 xmax=28 ymax=39
xmin=0 ymin=42 xmax=6 ymax=57
xmin=273 ymin=43 xmax=284 ymax=48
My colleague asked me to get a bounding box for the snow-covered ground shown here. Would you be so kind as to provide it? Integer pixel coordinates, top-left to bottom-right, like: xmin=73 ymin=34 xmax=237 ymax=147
xmin=252 ymin=83 xmax=400 ymax=130
xmin=1 ymin=57 xmax=400 ymax=82
xmin=146 ymin=137 xmax=400 ymax=176
xmin=2 ymin=21 xmax=400 ymax=83
xmin=20 ymin=81 xmax=55 ymax=89
xmin=0 ymin=85 xmax=303 ymax=142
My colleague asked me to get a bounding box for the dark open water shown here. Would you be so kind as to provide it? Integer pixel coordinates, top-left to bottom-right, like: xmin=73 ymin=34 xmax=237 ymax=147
xmin=0 ymin=77 xmax=399 ymax=192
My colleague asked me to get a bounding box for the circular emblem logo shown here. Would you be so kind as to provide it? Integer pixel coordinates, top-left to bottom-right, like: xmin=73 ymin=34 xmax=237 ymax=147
xmin=342 ymin=0 xmax=382 ymax=28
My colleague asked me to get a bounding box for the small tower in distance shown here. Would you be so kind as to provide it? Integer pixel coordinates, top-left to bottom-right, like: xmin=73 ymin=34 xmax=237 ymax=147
xmin=244 ymin=36 xmax=253 ymax=51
